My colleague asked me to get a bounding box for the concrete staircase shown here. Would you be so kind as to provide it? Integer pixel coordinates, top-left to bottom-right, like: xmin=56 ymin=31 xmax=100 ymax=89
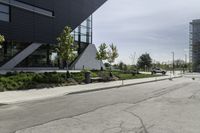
xmin=1 ymin=43 xmax=42 ymax=70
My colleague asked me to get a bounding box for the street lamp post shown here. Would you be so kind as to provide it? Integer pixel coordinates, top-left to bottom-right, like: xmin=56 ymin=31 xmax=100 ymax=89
xmin=183 ymin=49 xmax=188 ymax=73
xmin=185 ymin=52 xmax=188 ymax=72
xmin=184 ymin=53 xmax=187 ymax=73
xmin=172 ymin=52 xmax=175 ymax=75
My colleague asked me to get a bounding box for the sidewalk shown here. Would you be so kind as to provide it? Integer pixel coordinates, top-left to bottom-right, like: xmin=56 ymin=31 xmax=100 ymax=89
xmin=0 ymin=75 xmax=181 ymax=104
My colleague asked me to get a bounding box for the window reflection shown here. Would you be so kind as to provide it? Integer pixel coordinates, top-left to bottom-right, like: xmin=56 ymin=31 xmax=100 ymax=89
xmin=73 ymin=15 xmax=92 ymax=44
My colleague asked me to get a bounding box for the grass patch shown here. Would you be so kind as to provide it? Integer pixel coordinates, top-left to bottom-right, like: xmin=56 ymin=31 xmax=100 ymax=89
xmin=112 ymin=71 xmax=161 ymax=80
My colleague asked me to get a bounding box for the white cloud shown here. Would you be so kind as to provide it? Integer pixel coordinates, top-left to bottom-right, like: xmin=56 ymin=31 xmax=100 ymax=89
xmin=93 ymin=0 xmax=200 ymax=64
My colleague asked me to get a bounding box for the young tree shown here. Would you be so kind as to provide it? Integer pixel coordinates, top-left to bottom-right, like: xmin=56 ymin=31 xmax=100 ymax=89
xmin=123 ymin=64 xmax=128 ymax=71
xmin=0 ymin=34 xmax=5 ymax=44
xmin=119 ymin=61 xmax=124 ymax=70
xmin=96 ymin=43 xmax=108 ymax=70
xmin=107 ymin=44 xmax=119 ymax=66
xmin=174 ymin=59 xmax=184 ymax=69
xmin=56 ymin=26 xmax=77 ymax=78
xmin=137 ymin=53 xmax=152 ymax=71
xmin=104 ymin=62 xmax=111 ymax=68
xmin=107 ymin=44 xmax=119 ymax=76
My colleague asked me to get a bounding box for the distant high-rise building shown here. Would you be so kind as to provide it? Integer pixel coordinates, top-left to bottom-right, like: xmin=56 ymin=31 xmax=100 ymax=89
xmin=190 ymin=19 xmax=200 ymax=72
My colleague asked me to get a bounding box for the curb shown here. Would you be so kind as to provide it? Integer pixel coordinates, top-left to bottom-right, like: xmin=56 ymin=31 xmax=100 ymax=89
xmin=68 ymin=76 xmax=182 ymax=95
xmin=0 ymin=76 xmax=182 ymax=105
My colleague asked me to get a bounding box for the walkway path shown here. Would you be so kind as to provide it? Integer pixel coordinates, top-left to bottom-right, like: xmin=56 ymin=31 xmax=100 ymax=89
xmin=0 ymin=75 xmax=181 ymax=104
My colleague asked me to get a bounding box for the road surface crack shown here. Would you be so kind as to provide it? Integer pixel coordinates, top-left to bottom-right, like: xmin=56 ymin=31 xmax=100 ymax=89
xmin=101 ymin=121 xmax=125 ymax=133
xmin=124 ymin=109 xmax=149 ymax=133
xmin=14 ymin=83 xmax=189 ymax=133
xmin=189 ymin=89 xmax=200 ymax=100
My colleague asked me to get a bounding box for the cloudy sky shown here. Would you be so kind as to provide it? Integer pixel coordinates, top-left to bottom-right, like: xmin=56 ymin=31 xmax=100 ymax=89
xmin=93 ymin=0 xmax=200 ymax=64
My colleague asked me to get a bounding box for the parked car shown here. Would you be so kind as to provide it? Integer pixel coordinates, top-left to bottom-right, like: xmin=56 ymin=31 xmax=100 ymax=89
xmin=151 ymin=68 xmax=166 ymax=75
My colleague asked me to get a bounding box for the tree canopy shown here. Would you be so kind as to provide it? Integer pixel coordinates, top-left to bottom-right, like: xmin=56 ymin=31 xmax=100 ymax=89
xmin=137 ymin=53 xmax=152 ymax=70
xmin=0 ymin=34 xmax=5 ymax=44
xmin=96 ymin=43 xmax=108 ymax=61
xmin=107 ymin=44 xmax=119 ymax=65
xmin=56 ymin=26 xmax=77 ymax=64
xmin=56 ymin=26 xmax=77 ymax=78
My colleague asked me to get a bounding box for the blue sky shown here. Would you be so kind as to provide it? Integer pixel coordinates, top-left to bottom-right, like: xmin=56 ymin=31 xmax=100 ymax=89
xmin=93 ymin=0 xmax=200 ymax=64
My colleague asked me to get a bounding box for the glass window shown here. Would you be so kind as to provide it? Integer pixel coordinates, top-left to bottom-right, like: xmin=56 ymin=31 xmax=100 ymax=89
xmin=89 ymin=36 xmax=92 ymax=43
xmin=74 ymin=35 xmax=78 ymax=41
xmin=0 ymin=0 xmax=53 ymax=17
xmin=81 ymin=21 xmax=87 ymax=27
xmin=0 ymin=4 xmax=9 ymax=22
xmin=74 ymin=28 xmax=79 ymax=33
xmin=0 ymin=3 xmax=9 ymax=13
xmin=81 ymin=35 xmax=87 ymax=43
xmin=72 ymin=15 xmax=92 ymax=44
xmin=0 ymin=13 xmax=9 ymax=21
xmin=80 ymin=27 xmax=87 ymax=35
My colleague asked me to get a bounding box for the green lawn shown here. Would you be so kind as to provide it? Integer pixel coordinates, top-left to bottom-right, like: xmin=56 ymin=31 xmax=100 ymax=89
xmin=112 ymin=71 xmax=161 ymax=80
xmin=115 ymin=73 xmax=161 ymax=80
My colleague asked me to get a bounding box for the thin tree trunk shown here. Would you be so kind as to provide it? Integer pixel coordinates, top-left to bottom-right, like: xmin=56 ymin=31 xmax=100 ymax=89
xmin=99 ymin=60 xmax=102 ymax=71
xmin=109 ymin=63 xmax=113 ymax=77
xmin=59 ymin=58 xmax=63 ymax=69
xmin=66 ymin=61 xmax=70 ymax=79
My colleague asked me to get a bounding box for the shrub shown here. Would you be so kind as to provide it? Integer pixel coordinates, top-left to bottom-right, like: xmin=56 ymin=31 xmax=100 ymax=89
xmin=0 ymin=73 xmax=36 ymax=91
xmin=91 ymin=71 xmax=98 ymax=77
xmin=0 ymin=72 xmax=67 ymax=91
xmin=33 ymin=72 xmax=65 ymax=84
xmin=0 ymin=82 xmax=4 ymax=92
xmin=47 ymin=73 xmax=65 ymax=84
xmin=71 ymin=72 xmax=84 ymax=83
xmin=33 ymin=74 xmax=44 ymax=83
xmin=100 ymin=71 xmax=111 ymax=82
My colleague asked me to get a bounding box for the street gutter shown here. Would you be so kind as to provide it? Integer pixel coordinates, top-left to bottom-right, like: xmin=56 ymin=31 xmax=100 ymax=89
xmin=68 ymin=75 xmax=182 ymax=95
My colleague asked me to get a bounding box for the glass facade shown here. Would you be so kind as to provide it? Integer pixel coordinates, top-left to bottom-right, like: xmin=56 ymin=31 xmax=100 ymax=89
xmin=17 ymin=44 xmax=59 ymax=67
xmin=0 ymin=42 xmax=29 ymax=66
xmin=0 ymin=16 xmax=93 ymax=68
xmin=72 ymin=16 xmax=93 ymax=54
xmin=0 ymin=3 xmax=10 ymax=22
xmin=72 ymin=15 xmax=93 ymax=44
xmin=0 ymin=0 xmax=53 ymax=17
xmin=190 ymin=19 xmax=200 ymax=72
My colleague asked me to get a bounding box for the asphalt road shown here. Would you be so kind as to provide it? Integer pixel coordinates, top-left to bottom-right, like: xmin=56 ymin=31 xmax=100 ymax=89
xmin=0 ymin=74 xmax=199 ymax=133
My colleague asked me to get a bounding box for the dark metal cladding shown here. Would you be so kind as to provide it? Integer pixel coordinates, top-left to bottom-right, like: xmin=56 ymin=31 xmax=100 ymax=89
xmin=0 ymin=0 xmax=107 ymax=44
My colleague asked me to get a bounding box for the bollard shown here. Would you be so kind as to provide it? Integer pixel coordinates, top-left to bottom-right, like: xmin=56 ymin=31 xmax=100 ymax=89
xmin=84 ymin=72 xmax=91 ymax=84
xmin=122 ymin=80 xmax=124 ymax=86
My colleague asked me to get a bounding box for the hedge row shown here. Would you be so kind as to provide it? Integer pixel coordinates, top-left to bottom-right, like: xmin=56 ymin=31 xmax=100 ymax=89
xmin=0 ymin=71 xmax=159 ymax=92
xmin=0 ymin=72 xmax=85 ymax=92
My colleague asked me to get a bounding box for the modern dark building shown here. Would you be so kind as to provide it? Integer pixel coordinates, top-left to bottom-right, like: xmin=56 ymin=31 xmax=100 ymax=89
xmin=190 ymin=19 xmax=200 ymax=72
xmin=0 ymin=0 xmax=107 ymax=70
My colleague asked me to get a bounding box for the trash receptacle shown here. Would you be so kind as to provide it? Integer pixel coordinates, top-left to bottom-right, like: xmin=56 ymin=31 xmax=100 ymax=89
xmin=84 ymin=72 xmax=91 ymax=84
